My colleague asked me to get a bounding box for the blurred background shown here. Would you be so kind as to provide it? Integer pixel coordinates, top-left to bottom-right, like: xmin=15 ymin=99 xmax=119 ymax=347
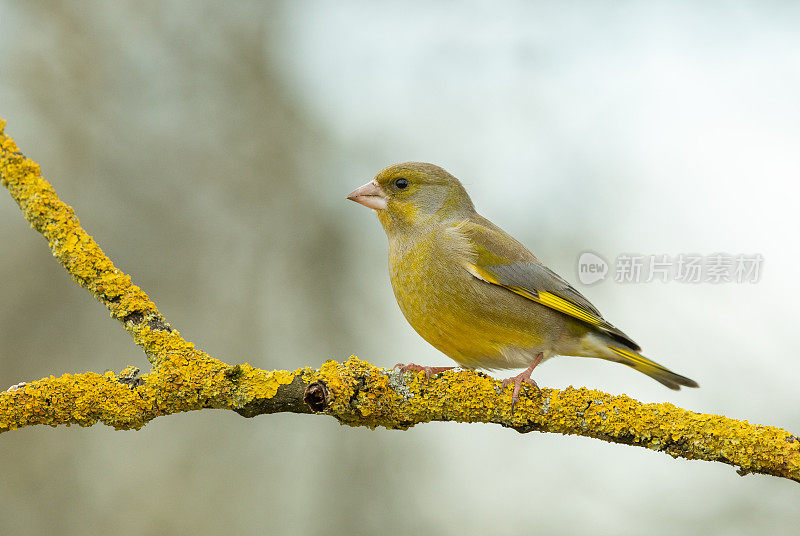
xmin=1 ymin=1 xmax=799 ymax=534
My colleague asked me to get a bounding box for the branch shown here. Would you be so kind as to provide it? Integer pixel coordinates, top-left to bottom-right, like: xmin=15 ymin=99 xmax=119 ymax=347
xmin=1 ymin=117 xmax=798 ymax=484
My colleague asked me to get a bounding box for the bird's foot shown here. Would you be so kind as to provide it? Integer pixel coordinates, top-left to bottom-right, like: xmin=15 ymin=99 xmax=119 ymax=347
xmin=501 ymin=353 xmax=544 ymax=413
xmin=394 ymin=363 xmax=455 ymax=379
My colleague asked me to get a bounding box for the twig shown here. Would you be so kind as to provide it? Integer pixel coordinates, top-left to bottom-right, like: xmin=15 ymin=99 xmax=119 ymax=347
xmin=1 ymin=117 xmax=798 ymax=484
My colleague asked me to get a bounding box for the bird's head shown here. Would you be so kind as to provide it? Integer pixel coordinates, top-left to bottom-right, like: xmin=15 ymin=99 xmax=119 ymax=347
xmin=347 ymin=162 xmax=475 ymax=234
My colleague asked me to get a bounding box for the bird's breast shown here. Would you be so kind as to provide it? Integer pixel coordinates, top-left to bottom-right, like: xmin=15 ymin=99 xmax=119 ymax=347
xmin=387 ymin=227 xmax=548 ymax=368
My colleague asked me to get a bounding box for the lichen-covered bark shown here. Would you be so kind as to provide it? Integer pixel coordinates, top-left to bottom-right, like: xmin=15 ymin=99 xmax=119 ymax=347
xmin=2 ymin=356 xmax=799 ymax=483
xmin=0 ymin=118 xmax=172 ymax=365
xmin=1 ymin=116 xmax=799 ymax=484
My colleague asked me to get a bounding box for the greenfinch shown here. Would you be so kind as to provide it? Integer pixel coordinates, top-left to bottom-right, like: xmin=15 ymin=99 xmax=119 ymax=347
xmin=348 ymin=162 xmax=697 ymax=409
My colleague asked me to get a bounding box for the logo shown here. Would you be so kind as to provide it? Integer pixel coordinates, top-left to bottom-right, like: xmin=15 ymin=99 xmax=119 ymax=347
xmin=577 ymin=251 xmax=609 ymax=285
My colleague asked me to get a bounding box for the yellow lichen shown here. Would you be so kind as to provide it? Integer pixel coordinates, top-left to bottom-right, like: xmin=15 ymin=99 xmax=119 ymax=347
xmin=238 ymin=364 xmax=300 ymax=400
xmin=2 ymin=115 xmax=799 ymax=484
xmin=0 ymin=124 xmax=168 ymax=363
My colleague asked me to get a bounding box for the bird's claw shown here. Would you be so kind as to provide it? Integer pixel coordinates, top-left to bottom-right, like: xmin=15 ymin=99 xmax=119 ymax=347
xmin=394 ymin=363 xmax=455 ymax=379
xmin=502 ymin=352 xmax=544 ymax=413
xmin=502 ymin=374 xmax=539 ymax=413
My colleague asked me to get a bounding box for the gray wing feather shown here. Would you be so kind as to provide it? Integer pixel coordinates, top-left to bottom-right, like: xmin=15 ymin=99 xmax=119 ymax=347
xmin=488 ymin=261 xmax=603 ymax=317
xmin=484 ymin=261 xmax=641 ymax=351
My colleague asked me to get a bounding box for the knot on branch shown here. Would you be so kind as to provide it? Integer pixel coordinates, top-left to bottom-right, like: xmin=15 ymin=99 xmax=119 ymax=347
xmin=304 ymin=381 xmax=329 ymax=412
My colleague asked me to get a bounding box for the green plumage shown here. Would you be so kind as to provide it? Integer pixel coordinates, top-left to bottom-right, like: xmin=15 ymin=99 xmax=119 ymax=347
xmin=348 ymin=162 xmax=698 ymax=391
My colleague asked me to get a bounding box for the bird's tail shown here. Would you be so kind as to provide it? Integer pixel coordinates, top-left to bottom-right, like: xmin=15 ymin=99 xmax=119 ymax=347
xmin=606 ymin=346 xmax=699 ymax=390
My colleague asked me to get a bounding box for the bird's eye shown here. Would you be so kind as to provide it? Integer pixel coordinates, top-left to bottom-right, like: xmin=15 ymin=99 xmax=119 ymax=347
xmin=394 ymin=178 xmax=410 ymax=189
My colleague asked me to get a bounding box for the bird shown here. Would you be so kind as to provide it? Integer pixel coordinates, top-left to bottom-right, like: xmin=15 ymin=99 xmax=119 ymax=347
xmin=347 ymin=162 xmax=698 ymax=410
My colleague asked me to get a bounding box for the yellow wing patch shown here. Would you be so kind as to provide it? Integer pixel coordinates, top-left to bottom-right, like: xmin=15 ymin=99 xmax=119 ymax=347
xmin=537 ymin=291 xmax=603 ymax=326
xmin=467 ymin=263 xmax=605 ymax=328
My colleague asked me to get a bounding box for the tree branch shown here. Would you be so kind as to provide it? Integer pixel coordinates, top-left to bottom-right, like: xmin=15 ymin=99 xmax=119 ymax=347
xmin=1 ymin=117 xmax=798 ymax=484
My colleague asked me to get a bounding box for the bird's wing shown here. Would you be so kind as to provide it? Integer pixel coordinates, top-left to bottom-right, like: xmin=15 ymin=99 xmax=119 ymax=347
xmin=458 ymin=217 xmax=641 ymax=351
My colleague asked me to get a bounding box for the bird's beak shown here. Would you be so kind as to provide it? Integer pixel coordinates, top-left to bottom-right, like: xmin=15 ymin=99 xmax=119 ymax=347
xmin=346 ymin=180 xmax=388 ymax=210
